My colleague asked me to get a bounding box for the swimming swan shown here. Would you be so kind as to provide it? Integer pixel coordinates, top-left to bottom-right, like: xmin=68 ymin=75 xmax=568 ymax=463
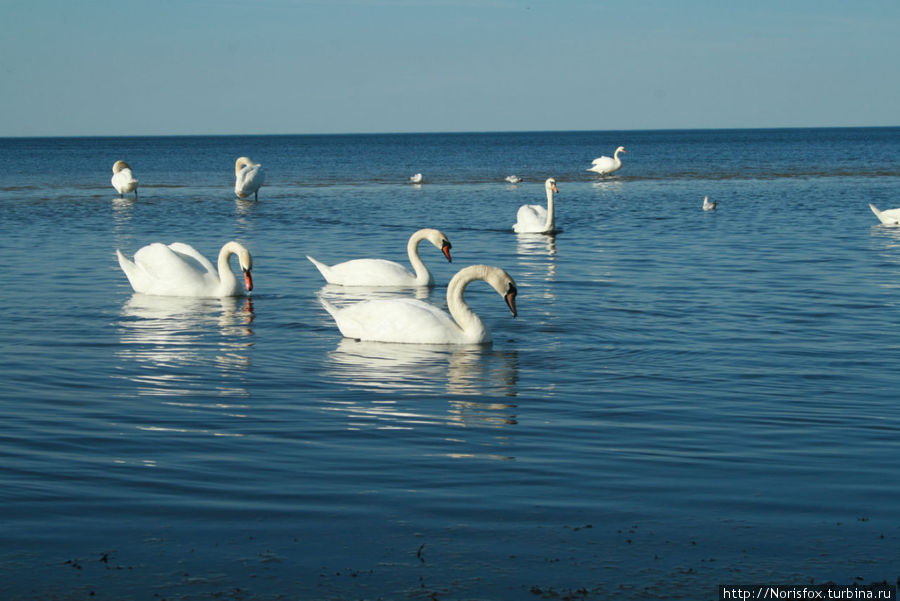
xmin=117 ymin=241 xmax=253 ymax=297
xmin=869 ymin=203 xmax=900 ymax=225
xmin=307 ymin=228 xmax=453 ymax=287
xmin=588 ymin=146 xmax=626 ymax=175
xmin=111 ymin=160 xmax=138 ymax=197
xmin=319 ymin=264 xmax=518 ymax=344
xmin=513 ymin=178 xmax=559 ymax=234
xmin=702 ymin=196 xmax=717 ymax=211
xmin=235 ymin=157 xmax=265 ymax=200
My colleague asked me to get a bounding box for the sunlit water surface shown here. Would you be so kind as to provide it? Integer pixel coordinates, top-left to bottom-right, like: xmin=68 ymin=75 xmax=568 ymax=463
xmin=1 ymin=128 xmax=899 ymax=600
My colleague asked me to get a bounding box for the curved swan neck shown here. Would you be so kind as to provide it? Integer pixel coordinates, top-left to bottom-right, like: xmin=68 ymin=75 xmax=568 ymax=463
xmin=446 ymin=265 xmax=489 ymax=339
xmin=217 ymin=241 xmax=252 ymax=293
xmin=406 ymin=230 xmax=431 ymax=284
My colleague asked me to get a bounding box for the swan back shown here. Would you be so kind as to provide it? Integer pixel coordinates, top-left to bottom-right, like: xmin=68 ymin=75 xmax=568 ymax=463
xmin=111 ymin=160 xmax=138 ymax=195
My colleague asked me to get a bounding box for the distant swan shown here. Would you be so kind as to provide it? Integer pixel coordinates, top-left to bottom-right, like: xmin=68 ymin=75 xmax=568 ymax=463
xmin=111 ymin=160 xmax=138 ymax=198
xmin=869 ymin=203 xmax=900 ymax=225
xmin=513 ymin=178 xmax=559 ymax=234
xmin=235 ymin=157 xmax=265 ymax=200
xmin=702 ymin=196 xmax=717 ymax=211
xmin=307 ymin=228 xmax=453 ymax=287
xmin=588 ymin=146 xmax=626 ymax=175
xmin=319 ymin=264 xmax=517 ymax=344
xmin=505 ymin=175 xmax=523 ymax=184
xmin=409 ymin=173 xmax=424 ymax=184
xmin=117 ymin=241 xmax=253 ymax=297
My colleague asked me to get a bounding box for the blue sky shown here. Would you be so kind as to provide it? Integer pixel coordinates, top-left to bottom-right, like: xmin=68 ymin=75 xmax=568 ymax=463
xmin=1 ymin=0 xmax=897 ymax=136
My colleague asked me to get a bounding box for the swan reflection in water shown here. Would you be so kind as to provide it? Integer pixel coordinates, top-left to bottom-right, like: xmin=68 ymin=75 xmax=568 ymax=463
xmin=516 ymin=231 xmax=557 ymax=283
xmin=324 ymin=339 xmax=519 ymax=431
xmin=871 ymin=226 xmax=900 ymax=290
xmin=116 ymin=294 xmax=254 ymax=399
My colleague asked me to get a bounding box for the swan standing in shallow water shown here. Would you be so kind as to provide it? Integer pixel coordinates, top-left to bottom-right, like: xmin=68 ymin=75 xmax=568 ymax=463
xmin=307 ymin=228 xmax=453 ymax=287
xmin=869 ymin=203 xmax=900 ymax=225
xmin=588 ymin=146 xmax=626 ymax=175
xmin=116 ymin=241 xmax=253 ymax=297
xmin=234 ymin=157 xmax=265 ymax=200
xmin=319 ymin=264 xmax=517 ymax=344
xmin=513 ymin=178 xmax=559 ymax=234
xmin=111 ymin=160 xmax=138 ymax=198
xmin=702 ymin=196 xmax=717 ymax=211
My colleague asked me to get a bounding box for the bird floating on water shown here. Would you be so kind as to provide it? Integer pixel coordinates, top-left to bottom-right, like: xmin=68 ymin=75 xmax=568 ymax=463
xmin=409 ymin=173 xmax=424 ymax=184
xmin=505 ymin=175 xmax=523 ymax=184
xmin=702 ymin=196 xmax=717 ymax=211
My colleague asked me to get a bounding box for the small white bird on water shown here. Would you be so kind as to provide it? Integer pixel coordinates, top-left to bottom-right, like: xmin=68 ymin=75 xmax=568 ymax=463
xmin=587 ymin=146 xmax=626 ymax=176
xmin=111 ymin=160 xmax=139 ymax=198
xmin=505 ymin=175 xmax=523 ymax=184
xmin=409 ymin=173 xmax=424 ymax=184
xmin=234 ymin=157 xmax=265 ymax=200
xmin=702 ymin=196 xmax=717 ymax=211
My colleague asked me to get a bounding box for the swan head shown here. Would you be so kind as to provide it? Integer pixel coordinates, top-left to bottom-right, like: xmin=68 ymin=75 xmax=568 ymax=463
xmin=545 ymin=178 xmax=559 ymax=194
xmin=477 ymin=265 xmax=517 ymax=318
xmin=222 ymin=241 xmax=253 ymax=292
xmin=235 ymin=156 xmax=256 ymax=175
xmin=615 ymin=146 xmax=626 ymax=156
xmin=112 ymin=160 xmax=131 ymax=174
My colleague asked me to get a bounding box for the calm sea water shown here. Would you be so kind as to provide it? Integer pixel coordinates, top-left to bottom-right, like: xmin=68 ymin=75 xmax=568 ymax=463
xmin=1 ymin=128 xmax=899 ymax=600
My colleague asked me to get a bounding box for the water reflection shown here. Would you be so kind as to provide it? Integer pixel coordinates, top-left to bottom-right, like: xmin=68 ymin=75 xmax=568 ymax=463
xmin=317 ymin=283 xmax=433 ymax=304
xmin=116 ymin=294 xmax=254 ymax=398
xmin=515 ymin=232 xmax=558 ymax=282
xmin=326 ymin=339 xmax=518 ymax=397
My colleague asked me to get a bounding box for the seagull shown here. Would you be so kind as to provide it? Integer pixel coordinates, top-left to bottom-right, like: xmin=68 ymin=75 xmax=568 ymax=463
xmin=702 ymin=196 xmax=717 ymax=211
xmin=409 ymin=173 xmax=424 ymax=184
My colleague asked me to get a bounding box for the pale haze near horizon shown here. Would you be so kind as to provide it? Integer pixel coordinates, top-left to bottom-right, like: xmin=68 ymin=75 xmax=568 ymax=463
xmin=1 ymin=0 xmax=897 ymax=137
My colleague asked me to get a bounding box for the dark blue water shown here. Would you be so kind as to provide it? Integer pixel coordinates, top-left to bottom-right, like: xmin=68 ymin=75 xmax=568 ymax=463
xmin=1 ymin=128 xmax=899 ymax=600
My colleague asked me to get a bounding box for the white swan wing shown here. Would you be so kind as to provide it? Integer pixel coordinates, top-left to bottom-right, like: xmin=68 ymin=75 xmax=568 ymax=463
xmin=589 ymin=156 xmax=616 ymax=173
xmin=236 ymin=164 xmax=265 ymax=197
xmin=111 ymin=168 xmax=138 ymax=194
xmin=514 ymin=204 xmax=548 ymax=233
xmin=124 ymin=243 xmax=219 ymax=296
xmin=309 ymin=257 xmax=417 ymax=286
xmin=324 ymin=298 xmax=464 ymax=344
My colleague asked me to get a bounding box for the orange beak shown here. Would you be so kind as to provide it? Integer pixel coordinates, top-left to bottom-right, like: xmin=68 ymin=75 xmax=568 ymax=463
xmin=243 ymin=269 xmax=253 ymax=292
xmin=442 ymin=240 xmax=453 ymax=262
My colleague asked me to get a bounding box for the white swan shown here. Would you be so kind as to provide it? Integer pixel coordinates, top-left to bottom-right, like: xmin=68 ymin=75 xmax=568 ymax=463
xmin=235 ymin=157 xmax=265 ymax=200
xmin=409 ymin=173 xmax=424 ymax=184
xmin=513 ymin=178 xmax=559 ymax=234
xmin=116 ymin=241 xmax=253 ymax=297
xmin=588 ymin=146 xmax=626 ymax=175
xmin=869 ymin=203 xmax=900 ymax=225
xmin=307 ymin=228 xmax=452 ymax=287
xmin=702 ymin=195 xmax=717 ymax=211
xmin=505 ymin=175 xmax=523 ymax=184
xmin=111 ymin=160 xmax=138 ymax=198
xmin=319 ymin=264 xmax=517 ymax=345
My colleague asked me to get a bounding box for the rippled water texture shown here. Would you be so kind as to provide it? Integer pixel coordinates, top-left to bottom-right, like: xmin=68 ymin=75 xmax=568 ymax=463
xmin=1 ymin=128 xmax=899 ymax=600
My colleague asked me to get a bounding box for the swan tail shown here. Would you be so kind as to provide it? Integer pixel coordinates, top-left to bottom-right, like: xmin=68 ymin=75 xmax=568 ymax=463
xmin=306 ymin=255 xmax=333 ymax=282
xmin=869 ymin=203 xmax=881 ymax=217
